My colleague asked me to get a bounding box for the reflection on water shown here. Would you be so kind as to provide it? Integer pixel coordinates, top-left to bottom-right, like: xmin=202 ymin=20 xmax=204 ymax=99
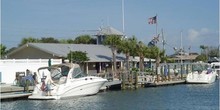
xmin=1 ymin=80 xmax=219 ymax=110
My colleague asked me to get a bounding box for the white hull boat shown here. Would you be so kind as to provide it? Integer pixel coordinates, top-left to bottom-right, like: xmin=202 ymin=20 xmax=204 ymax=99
xmin=186 ymin=70 xmax=216 ymax=84
xmin=211 ymin=62 xmax=220 ymax=78
xmin=186 ymin=63 xmax=217 ymax=84
xmin=28 ymin=63 xmax=107 ymax=100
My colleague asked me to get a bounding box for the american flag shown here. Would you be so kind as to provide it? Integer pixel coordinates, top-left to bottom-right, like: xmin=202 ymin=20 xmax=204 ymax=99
xmin=148 ymin=16 xmax=157 ymax=24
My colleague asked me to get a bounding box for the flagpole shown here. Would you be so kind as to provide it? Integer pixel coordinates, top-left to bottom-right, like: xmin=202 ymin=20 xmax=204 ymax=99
xmin=156 ymin=14 xmax=158 ymax=36
xmin=122 ymin=0 xmax=125 ymax=35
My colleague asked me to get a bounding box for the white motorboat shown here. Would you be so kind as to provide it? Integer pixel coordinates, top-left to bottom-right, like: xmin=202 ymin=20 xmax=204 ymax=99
xmin=186 ymin=63 xmax=217 ymax=84
xmin=211 ymin=62 xmax=220 ymax=78
xmin=28 ymin=63 xmax=107 ymax=100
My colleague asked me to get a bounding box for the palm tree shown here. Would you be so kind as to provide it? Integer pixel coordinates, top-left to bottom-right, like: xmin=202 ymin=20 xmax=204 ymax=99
xmin=136 ymin=41 xmax=148 ymax=71
xmin=200 ymin=45 xmax=208 ymax=55
xmin=118 ymin=38 xmax=130 ymax=71
xmin=103 ymin=35 xmax=122 ymax=78
xmin=148 ymin=46 xmax=166 ymax=81
xmin=200 ymin=45 xmax=209 ymax=61
xmin=118 ymin=36 xmax=138 ymax=72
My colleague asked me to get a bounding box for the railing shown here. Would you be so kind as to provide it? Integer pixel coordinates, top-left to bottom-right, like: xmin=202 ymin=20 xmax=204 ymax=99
xmin=0 ymin=59 xmax=62 ymax=64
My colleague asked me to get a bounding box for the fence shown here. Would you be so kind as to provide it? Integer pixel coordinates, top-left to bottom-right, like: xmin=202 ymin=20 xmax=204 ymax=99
xmin=0 ymin=59 xmax=62 ymax=84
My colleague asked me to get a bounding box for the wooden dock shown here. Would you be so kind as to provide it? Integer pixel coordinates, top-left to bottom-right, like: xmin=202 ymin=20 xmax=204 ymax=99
xmin=1 ymin=92 xmax=32 ymax=100
xmin=1 ymin=85 xmax=33 ymax=93
xmin=144 ymin=80 xmax=186 ymax=87
xmin=0 ymin=84 xmax=33 ymax=100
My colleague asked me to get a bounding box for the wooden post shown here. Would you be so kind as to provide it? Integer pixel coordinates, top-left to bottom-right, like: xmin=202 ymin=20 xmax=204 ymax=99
xmin=152 ymin=65 xmax=154 ymax=73
xmin=181 ymin=64 xmax=183 ymax=80
xmin=122 ymin=71 xmax=126 ymax=90
xmin=131 ymin=71 xmax=133 ymax=86
xmin=161 ymin=66 xmax=163 ymax=81
xmin=86 ymin=62 xmax=89 ymax=75
xmin=156 ymin=66 xmax=159 ymax=82
xmin=168 ymin=65 xmax=170 ymax=81
xmin=186 ymin=64 xmax=189 ymax=74
xmin=135 ymin=71 xmax=138 ymax=89
xmin=174 ymin=65 xmax=177 ymax=80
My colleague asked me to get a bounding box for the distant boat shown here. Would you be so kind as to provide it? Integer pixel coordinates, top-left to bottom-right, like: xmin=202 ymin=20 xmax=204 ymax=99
xmin=28 ymin=63 xmax=107 ymax=100
xmin=186 ymin=63 xmax=217 ymax=84
xmin=211 ymin=62 xmax=220 ymax=78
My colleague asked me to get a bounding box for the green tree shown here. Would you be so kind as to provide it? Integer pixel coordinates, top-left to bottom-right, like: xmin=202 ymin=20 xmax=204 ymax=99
xmin=0 ymin=44 xmax=7 ymax=59
xmin=117 ymin=36 xmax=137 ymax=72
xmin=195 ymin=54 xmax=208 ymax=62
xmin=103 ymin=35 xmax=122 ymax=78
xmin=67 ymin=51 xmax=89 ymax=64
xmin=200 ymin=45 xmax=207 ymax=53
xmin=117 ymin=38 xmax=130 ymax=71
xmin=74 ymin=35 xmax=96 ymax=44
xmin=19 ymin=37 xmax=39 ymax=46
xmin=136 ymin=41 xmax=148 ymax=71
xmin=147 ymin=46 xmax=165 ymax=82
xmin=129 ymin=36 xmax=138 ymax=58
xmin=207 ymin=46 xmax=219 ymax=58
xmin=59 ymin=39 xmax=74 ymax=44
xmin=40 ymin=37 xmax=59 ymax=43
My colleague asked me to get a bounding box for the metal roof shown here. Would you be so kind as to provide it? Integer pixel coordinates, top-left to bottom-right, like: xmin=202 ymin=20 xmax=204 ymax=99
xmin=96 ymin=26 xmax=124 ymax=36
xmin=27 ymin=43 xmax=125 ymax=62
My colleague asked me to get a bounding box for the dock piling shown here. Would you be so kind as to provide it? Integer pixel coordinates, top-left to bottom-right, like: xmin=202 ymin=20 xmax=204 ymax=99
xmin=135 ymin=71 xmax=138 ymax=89
xmin=168 ymin=65 xmax=170 ymax=81
xmin=181 ymin=65 xmax=183 ymax=80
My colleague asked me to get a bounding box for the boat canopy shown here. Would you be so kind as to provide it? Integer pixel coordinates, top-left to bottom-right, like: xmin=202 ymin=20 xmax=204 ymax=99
xmin=37 ymin=63 xmax=87 ymax=82
xmin=192 ymin=63 xmax=209 ymax=72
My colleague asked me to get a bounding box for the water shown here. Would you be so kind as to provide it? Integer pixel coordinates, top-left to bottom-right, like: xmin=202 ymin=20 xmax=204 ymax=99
xmin=1 ymin=80 xmax=219 ymax=110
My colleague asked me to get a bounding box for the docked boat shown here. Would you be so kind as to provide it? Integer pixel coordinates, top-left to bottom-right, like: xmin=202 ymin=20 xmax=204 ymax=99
xmin=28 ymin=63 xmax=107 ymax=100
xmin=211 ymin=62 xmax=220 ymax=78
xmin=186 ymin=63 xmax=217 ymax=84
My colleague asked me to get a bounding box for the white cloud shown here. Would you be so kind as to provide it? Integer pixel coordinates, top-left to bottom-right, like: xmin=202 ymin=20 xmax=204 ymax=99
xmin=200 ymin=28 xmax=209 ymax=34
xmin=188 ymin=29 xmax=199 ymax=41
xmin=187 ymin=28 xmax=213 ymax=42
xmin=184 ymin=28 xmax=218 ymax=53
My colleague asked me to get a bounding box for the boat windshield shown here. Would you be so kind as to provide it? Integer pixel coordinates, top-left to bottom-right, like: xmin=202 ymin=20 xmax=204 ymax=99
xmin=72 ymin=67 xmax=86 ymax=78
xmin=212 ymin=65 xmax=220 ymax=69
xmin=192 ymin=64 xmax=208 ymax=72
xmin=50 ymin=65 xmax=70 ymax=81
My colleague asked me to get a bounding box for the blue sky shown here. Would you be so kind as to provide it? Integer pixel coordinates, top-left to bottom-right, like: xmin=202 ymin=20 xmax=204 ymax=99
xmin=1 ymin=0 xmax=219 ymax=55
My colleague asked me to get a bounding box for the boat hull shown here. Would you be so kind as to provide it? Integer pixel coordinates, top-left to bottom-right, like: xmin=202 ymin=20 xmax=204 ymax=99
xmin=186 ymin=71 xmax=216 ymax=84
xmin=29 ymin=77 xmax=107 ymax=100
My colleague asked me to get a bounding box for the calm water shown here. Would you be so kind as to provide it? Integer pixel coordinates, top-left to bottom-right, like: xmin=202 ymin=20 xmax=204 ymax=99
xmin=1 ymin=80 xmax=219 ymax=110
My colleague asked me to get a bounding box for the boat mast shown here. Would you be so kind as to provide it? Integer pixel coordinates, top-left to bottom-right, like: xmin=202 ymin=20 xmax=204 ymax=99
xmin=162 ymin=29 xmax=165 ymax=51
xmin=122 ymin=0 xmax=125 ymax=35
xmin=180 ymin=31 xmax=183 ymax=64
